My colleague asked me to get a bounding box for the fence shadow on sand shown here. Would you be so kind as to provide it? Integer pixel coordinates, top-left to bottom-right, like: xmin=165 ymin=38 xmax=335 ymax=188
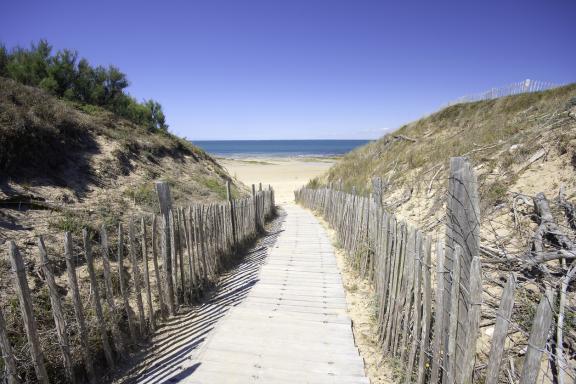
xmin=112 ymin=209 xmax=286 ymax=384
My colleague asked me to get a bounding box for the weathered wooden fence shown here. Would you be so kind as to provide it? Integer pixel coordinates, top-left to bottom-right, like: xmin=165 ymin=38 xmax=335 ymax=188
xmin=446 ymin=79 xmax=564 ymax=106
xmin=0 ymin=181 xmax=275 ymax=383
xmin=295 ymin=157 xmax=555 ymax=384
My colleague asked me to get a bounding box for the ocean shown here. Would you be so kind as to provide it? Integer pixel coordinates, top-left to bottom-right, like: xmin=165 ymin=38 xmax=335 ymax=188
xmin=192 ymin=140 xmax=371 ymax=158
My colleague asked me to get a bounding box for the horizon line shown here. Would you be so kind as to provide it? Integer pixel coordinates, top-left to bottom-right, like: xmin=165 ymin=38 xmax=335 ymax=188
xmin=188 ymin=138 xmax=376 ymax=142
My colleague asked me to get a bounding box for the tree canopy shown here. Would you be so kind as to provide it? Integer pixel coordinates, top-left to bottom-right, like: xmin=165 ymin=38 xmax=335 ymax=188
xmin=0 ymin=40 xmax=168 ymax=131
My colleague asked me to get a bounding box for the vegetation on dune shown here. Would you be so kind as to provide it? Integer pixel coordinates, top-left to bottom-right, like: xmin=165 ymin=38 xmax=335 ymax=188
xmin=317 ymin=84 xmax=576 ymax=212
xmin=0 ymin=40 xmax=167 ymax=132
xmin=0 ymin=77 xmax=213 ymax=180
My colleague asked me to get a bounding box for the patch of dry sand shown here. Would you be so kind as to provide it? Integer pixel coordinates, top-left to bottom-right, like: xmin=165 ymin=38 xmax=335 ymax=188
xmin=221 ymin=157 xmax=334 ymax=205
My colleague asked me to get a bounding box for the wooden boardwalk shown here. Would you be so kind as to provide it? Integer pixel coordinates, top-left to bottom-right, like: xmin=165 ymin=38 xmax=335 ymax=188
xmin=120 ymin=204 xmax=367 ymax=384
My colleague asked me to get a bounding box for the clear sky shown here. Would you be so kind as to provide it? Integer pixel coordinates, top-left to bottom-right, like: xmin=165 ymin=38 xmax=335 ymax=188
xmin=1 ymin=0 xmax=575 ymax=140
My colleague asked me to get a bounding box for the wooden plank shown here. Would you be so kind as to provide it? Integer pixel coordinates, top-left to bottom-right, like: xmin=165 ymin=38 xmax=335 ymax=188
xmin=405 ymin=231 xmax=423 ymax=383
xmin=129 ymin=220 xmax=146 ymax=336
xmin=416 ymin=236 xmax=432 ymax=384
xmin=100 ymin=225 xmax=126 ymax=355
xmin=141 ymin=217 xmax=155 ymax=331
xmin=118 ymin=223 xmax=137 ymax=344
xmin=226 ymin=180 xmax=238 ymax=248
xmin=520 ymin=288 xmax=554 ymax=384
xmin=155 ymin=181 xmax=175 ymax=315
xmin=182 ymin=207 xmax=195 ymax=300
xmin=37 ymin=237 xmax=75 ymax=383
xmin=429 ymin=238 xmax=445 ymax=384
xmin=460 ymin=255 xmax=482 ymax=383
xmin=83 ymin=229 xmax=115 ymax=368
xmin=151 ymin=214 xmax=167 ymax=319
xmin=8 ymin=241 xmax=49 ymax=384
xmin=64 ymin=232 xmax=96 ymax=383
xmin=397 ymin=226 xmax=415 ymax=359
xmin=176 ymin=208 xmax=186 ymax=298
xmin=446 ymin=244 xmax=462 ymax=384
xmin=485 ymin=274 xmax=516 ymax=384
xmin=169 ymin=210 xmax=179 ymax=304
xmin=0 ymin=305 xmax=19 ymax=384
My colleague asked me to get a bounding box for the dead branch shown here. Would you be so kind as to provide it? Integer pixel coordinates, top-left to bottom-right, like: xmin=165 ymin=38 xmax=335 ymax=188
xmin=558 ymin=186 xmax=576 ymax=231
xmin=427 ymin=166 xmax=443 ymax=197
xmin=529 ymin=249 xmax=576 ymax=263
xmin=532 ymin=192 xmax=574 ymax=252
xmin=393 ymin=134 xmax=417 ymax=143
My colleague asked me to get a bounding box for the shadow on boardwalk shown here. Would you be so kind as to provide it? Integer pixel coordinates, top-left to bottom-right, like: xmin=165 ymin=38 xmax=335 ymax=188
xmin=111 ymin=209 xmax=286 ymax=384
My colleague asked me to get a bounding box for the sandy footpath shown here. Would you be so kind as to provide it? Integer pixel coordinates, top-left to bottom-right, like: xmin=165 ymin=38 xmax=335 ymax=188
xmin=220 ymin=157 xmax=334 ymax=205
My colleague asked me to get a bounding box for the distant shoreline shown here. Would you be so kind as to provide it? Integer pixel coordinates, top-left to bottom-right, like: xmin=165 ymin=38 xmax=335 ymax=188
xmin=192 ymin=139 xmax=369 ymax=161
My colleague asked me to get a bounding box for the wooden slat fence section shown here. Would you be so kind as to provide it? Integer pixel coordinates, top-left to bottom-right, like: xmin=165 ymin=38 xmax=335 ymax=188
xmin=1 ymin=182 xmax=275 ymax=383
xmin=295 ymin=156 xmax=557 ymax=384
xmin=446 ymin=79 xmax=566 ymax=106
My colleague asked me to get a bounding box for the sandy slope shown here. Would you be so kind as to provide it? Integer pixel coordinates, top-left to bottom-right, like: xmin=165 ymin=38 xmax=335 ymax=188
xmin=221 ymin=157 xmax=334 ymax=205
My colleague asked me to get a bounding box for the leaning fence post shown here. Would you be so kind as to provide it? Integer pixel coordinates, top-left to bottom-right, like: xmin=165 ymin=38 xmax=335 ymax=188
xmin=485 ymin=274 xmax=516 ymax=384
xmin=252 ymin=184 xmax=259 ymax=232
xmin=227 ymin=181 xmax=237 ymax=247
xmin=83 ymin=229 xmax=115 ymax=368
xmin=151 ymin=214 xmax=167 ymax=319
xmin=446 ymin=244 xmax=462 ymax=384
xmin=155 ymin=181 xmax=176 ymax=315
xmin=37 ymin=237 xmax=75 ymax=383
xmin=0 ymin=305 xmax=18 ymax=384
xmin=141 ymin=217 xmax=155 ymax=331
xmin=64 ymin=233 xmax=96 ymax=383
xmin=520 ymin=288 xmax=554 ymax=384
xmin=118 ymin=223 xmax=137 ymax=344
xmin=460 ymin=255 xmax=482 ymax=384
xmin=100 ymin=225 xmax=126 ymax=356
xmin=8 ymin=241 xmax=49 ymax=384
xmin=416 ymin=236 xmax=432 ymax=384
xmin=129 ymin=220 xmax=146 ymax=336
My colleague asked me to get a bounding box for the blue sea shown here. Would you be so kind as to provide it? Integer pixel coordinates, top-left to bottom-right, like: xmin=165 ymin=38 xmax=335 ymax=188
xmin=192 ymin=140 xmax=371 ymax=158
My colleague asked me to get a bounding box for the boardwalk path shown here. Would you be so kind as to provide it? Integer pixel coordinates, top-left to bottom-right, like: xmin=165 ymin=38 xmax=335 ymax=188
xmin=117 ymin=205 xmax=367 ymax=384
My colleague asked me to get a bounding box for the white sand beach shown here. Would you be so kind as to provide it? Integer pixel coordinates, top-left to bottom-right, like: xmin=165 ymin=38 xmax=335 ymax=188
xmin=220 ymin=157 xmax=335 ymax=205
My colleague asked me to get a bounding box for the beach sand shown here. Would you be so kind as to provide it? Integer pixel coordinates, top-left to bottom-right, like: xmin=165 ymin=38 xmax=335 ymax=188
xmin=220 ymin=157 xmax=334 ymax=205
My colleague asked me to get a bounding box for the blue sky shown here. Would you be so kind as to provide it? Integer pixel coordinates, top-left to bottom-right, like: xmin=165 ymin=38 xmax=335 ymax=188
xmin=1 ymin=0 xmax=575 ymax=140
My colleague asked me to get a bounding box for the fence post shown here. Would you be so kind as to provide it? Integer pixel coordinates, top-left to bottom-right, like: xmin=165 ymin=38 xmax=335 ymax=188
xmin=64 ymin=233 xmax=96 ymax=383
xmin=443 ymin=157 xmax=480 ymax=382
xmin=372 ymin=176 xmax=383 ymax=207
xmin=252 ymin=184 xmax=259 ymax=232
xmin=141 ymin=217 xmax=155 ymax=331
xmin=485 ymin=274 xmax=516 ymax=384
xmin=416 ymin=236 xmax=432 ymax=384
xmin=520 ymin=288 xmax=554 ymax=384
xmin=100 ymin=225 xmax=126 ymax=356
xmin=129 ymin=220 xmax=146 ymax=336
xmin=0 ymin=305 xmax=18 ymax=384
xmin=227 ymin=181 xmax=237 ymax=247
xmin=8 ymin=241 xmax=49 ymax=384
xmin=83 ymin=229 xmax=115 ymax=368
xmin=430 ymin=238 xmax=445 ymax=384
xmin=151 ymin=214 xmax=167 ymax=319
xmin=446 ymin=244 xmax=462 ymax=384
xmin=460 ymin=255 xmax=482 ymax=384
xmin=155 ymin=181 xmax=176 ymax=315
xmin=37 ymin=237 xmax=75 ymax=383
xmin=118 ymin=223 xmax=137 ymax=344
